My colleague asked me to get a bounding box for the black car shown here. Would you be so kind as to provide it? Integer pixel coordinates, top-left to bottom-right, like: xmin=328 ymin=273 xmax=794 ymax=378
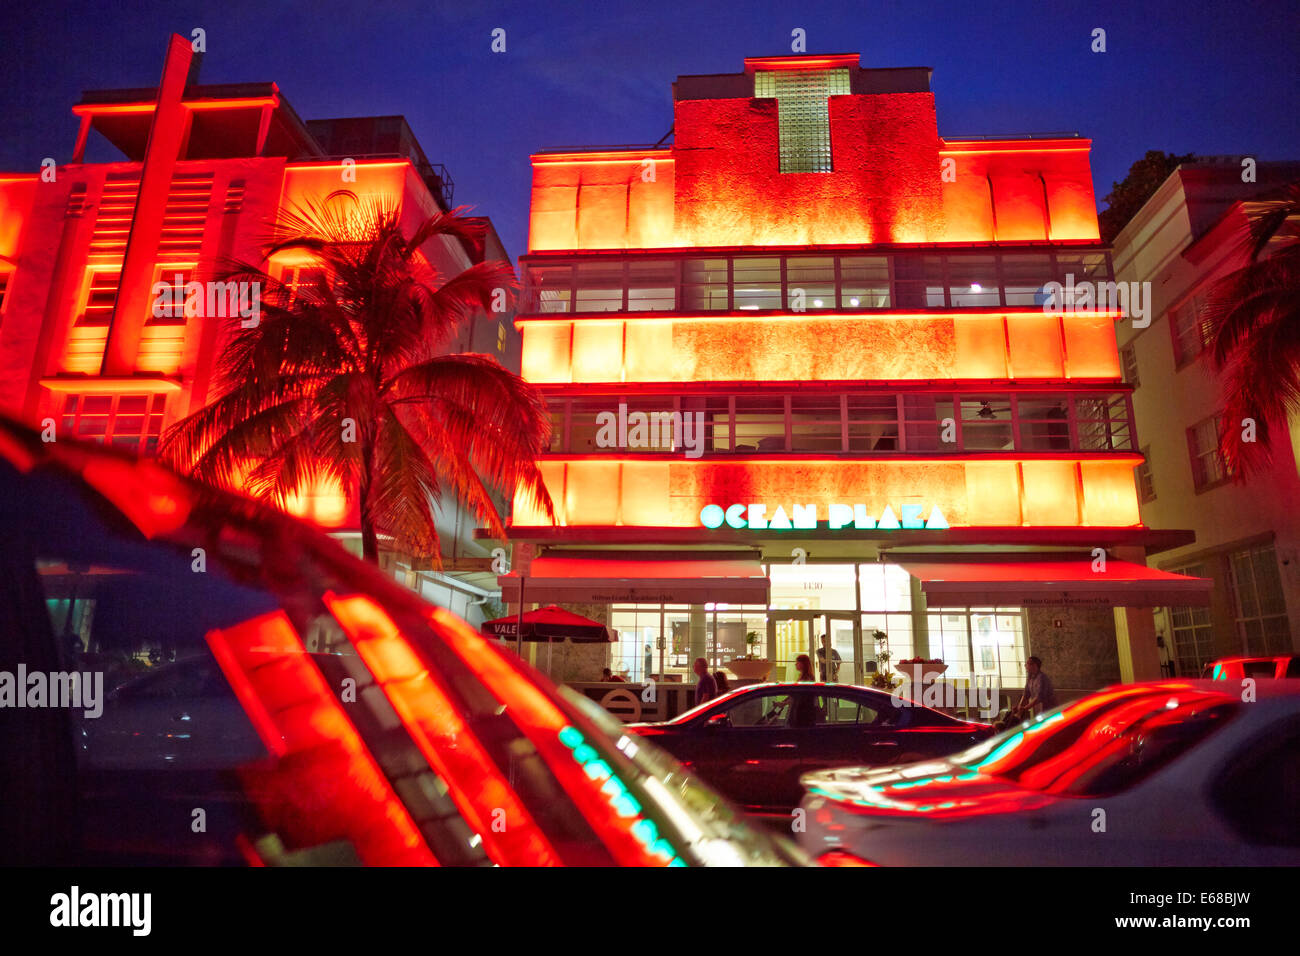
xmin=630 ymin=682 xmax=994 ymax=816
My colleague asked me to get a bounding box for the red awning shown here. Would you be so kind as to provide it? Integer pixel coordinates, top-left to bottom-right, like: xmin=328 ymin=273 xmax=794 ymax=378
xmin=498 ymin=556 xmax=769 ymax=606
xmin=897 ymin=557 xmax=1212 ymax=608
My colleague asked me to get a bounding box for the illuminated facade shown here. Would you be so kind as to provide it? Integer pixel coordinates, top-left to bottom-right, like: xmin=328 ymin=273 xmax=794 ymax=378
xmin=502 ymin=54 xmax=1209 ymax=695
xmin=0 ymin=35 xmax=514 ymax=622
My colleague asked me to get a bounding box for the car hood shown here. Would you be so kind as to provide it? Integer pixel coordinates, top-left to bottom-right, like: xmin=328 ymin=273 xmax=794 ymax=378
xmin=801 ymin=759 xmax=1060 ymax=820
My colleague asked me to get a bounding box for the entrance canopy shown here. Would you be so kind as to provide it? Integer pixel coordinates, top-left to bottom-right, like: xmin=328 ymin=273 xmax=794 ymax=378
xmin=498 ymin=555 xmax=769 ymax=606
xmin=896 ymin=557 xmax=1212 ymax=608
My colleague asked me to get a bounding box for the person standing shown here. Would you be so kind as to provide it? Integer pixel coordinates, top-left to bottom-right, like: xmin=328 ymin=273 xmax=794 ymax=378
xmin=692 ymin=657 xmax=718 ymax=706
xmin=1014 ymin=656 xmax=1057 ymax=719
xmin=794 ymin=654 xmax=815 ymax=681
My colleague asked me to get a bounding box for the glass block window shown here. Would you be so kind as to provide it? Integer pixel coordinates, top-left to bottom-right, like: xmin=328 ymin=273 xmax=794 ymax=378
xmin=754 ymin=68 xmax=850 ymax=173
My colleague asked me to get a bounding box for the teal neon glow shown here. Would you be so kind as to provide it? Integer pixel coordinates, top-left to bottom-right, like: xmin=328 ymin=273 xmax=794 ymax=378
xmin=557 ymin=725 xmax=684 ymax=865
xmin=971 ymin=732 xmax=1024 ymax=770
xmin=699 ymin=502 xmax=950 ymax=531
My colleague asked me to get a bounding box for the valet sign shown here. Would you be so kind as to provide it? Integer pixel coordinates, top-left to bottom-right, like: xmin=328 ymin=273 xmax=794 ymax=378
xmin=699 ymin=502 xmax=949 ymax=531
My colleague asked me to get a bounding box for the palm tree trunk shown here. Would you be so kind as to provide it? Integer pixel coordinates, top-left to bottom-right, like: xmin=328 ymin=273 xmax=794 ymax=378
xmin=359 ymin=437 xmax=379 ymax=563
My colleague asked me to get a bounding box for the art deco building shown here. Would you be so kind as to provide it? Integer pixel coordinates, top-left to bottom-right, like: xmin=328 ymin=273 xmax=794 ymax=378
xmin=499 ymin=53 xmax=1209 ymax=699
xmin=0 ymin=35 xmax=514 ymax=623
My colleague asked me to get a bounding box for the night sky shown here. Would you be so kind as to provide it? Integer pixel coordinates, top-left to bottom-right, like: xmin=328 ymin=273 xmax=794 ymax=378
xmin=2 ymin=0 xmax=1297 ymax=261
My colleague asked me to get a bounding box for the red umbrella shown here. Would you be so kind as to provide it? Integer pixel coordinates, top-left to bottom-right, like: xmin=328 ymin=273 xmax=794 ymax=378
xmin=481 ymin=605 xmax=614 ymax=643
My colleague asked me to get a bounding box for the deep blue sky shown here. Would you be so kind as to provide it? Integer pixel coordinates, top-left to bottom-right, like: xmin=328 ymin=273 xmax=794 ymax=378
xmin=2 ymin=0 xmax=1296 ymax=260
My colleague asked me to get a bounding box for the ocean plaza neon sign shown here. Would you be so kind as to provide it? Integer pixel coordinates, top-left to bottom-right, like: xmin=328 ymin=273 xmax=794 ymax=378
xmin=699 ymin=502 xmax=949 ymax=531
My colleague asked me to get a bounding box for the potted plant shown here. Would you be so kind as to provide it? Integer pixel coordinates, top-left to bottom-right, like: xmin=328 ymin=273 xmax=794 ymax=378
xmin=726 ymin=630 xmax=773 ymax=681
xmin=869 ymin=630 xmax=901 ymax=691
xmin=896 ymin=657 xmax=948 ymax=684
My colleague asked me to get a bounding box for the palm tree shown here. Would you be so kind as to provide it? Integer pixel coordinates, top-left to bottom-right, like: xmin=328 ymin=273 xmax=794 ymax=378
xmin=1204 ymin=183 xmax=1300 ymax=478
xmin=160 ymin=191 xmax=553 ymax=563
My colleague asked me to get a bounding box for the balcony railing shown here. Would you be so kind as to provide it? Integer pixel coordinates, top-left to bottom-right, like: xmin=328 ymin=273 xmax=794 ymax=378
xmin=519 ymin=247 xmax=1112 ymax=315
xmin=543 ymin=388 xmax=1135 ymax=457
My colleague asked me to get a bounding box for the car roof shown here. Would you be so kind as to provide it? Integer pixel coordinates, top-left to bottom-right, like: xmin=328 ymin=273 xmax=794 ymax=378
xmin=1098 ymin=678 xmax=1300 ymax=699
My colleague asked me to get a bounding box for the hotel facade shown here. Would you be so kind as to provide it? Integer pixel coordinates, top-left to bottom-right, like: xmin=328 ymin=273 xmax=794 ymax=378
xmin=498 ymin=53 xmax=1211 ymax=697
xmin=0 ymin=36 xmax=516 ymax=626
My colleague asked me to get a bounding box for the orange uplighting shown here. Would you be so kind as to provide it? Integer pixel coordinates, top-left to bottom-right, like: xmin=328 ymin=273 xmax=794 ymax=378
xmin=71 ymin=96 xmax=280 ymax=115
xmin=521 ymin=313 xmax=1123 ymax=385
xmin=513 ymin=457 xmax=1144 ymax=530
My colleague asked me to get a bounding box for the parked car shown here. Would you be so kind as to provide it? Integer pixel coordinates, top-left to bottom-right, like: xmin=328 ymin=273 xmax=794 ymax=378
xmin=629 ymin=682 xmax=993 ymax=815
xmin=1203 ymin=654 xmax=1300 ymax=680
xmin=0 ymin=417 xmax=806 ymax=867
xmin=799 ymin=680 xmax=1300 ymax=866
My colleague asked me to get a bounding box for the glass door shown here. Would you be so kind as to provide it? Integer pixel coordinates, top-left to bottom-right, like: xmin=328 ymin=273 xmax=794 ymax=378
xmin=768 ymin=612 xmax=859 ymax=683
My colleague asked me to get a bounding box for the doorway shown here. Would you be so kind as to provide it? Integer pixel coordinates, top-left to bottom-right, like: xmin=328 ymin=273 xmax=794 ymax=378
xmin=767 ymin=612 xmax=860 ymax=683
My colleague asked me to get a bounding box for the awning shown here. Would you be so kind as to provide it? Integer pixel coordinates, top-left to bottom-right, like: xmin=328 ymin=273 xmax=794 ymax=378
xmin=897 ymin=557 xmax=1212 ymax=608
xmin=498 ymin=555 xmax=769 ymax=605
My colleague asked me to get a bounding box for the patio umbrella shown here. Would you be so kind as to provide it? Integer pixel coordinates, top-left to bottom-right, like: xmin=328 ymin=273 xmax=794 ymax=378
xmin=481 ymin=605 xmax=614 ymax=676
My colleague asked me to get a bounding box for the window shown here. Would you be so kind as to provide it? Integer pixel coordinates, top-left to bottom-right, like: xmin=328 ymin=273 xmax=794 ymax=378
xmin=731 ymin=258 xmax=781 ymax=310
xmin=1171 ymin=291 xmax=1214 ymax=366
xmin=1017 ymin=397 xmax=1071 ymax=451
xmin=62 ymin=393 xmax=167 ymax=455
xmin=149 ymin=268 xmax=192 ymax=325
xmin=893 ymin=256 xmax=946 ymax=308
xmin=1228 ymin=545 xmax=1292 ymax=655
xmin=1165 ymin=564 xmax=1215 ymax=677
xmin=1136 ymin=448 xmax=1156 ymax=502
xmin=790 ymin=394 xmax=842 ymax=452
xmin=0 ymin=270 xmax=10 ymax=320
xmin=574 ymin=261 xmax=624 ymax=312
xmin=496 ymin=320 xmax=506 ymax=352
xmin=901 ymin=394 xmax=955 ymax=452
xmin=812 ymin=694 xmax=886 ymax=726
xmin=847 ymin=394 xmax=899 ymax=452
xmin=528 ymin=264 xmax=573 ymax=313
xmin=1187 ymin=415 xmax=1229 ymax=490
xmin=1120 ymin=344 xmax=1140 ymax=387
xmin=1001 ymin=255 xmax=1053 ymax=306
xmin=785 ymin=257 xmax=835 ymax=310
xmin=960 ymin=397 xmax=1013 ymax=451
xmin=947 ymin=256 xmax=1000 ymax=307
xmin=1074 ymin=395 xmax=1133 ymax=451
xmin=721 ymin=691 xmax=798 ymax=728
xmin=78 ymin=270 xmax=120 ymax=326
xmin=682 ymin=259 xmax=728 ymax=311
xmin=754 ymin=68 xmax=849 ymax=173
xmin=838 ymin=256 xmax=890 ymax=308
xmin=627 ymin=261 xmax=677 ymax=311
xmin=733 ymin=396 xmax=786 ymax=452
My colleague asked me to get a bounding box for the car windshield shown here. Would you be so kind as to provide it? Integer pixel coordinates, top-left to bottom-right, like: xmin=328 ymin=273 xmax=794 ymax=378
xmin=945 ymin=685 xmax=1239 ymax=797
